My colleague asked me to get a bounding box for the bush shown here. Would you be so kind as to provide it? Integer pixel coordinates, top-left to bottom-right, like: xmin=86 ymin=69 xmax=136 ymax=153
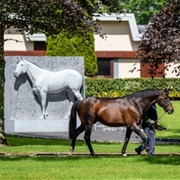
xmin=85 ymin=78 xmax=180 ymax=99
xmin=47 ymin=31 xmax=98 ymax=76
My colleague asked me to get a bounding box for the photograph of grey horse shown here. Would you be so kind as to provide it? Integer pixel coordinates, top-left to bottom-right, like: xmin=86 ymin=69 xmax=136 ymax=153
xmin=14 ymin=57 xmax=83 ymax=119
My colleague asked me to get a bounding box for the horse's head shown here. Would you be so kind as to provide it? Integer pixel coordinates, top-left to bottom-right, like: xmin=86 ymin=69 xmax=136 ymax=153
xmin=156 ymin=87 xmax=174 ymax=114
xmin=14 ymin=57 xmax=27 ymax=77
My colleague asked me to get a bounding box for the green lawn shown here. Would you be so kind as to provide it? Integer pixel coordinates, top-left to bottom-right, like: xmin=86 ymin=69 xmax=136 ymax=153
xmin=0 ymin=101 xmax=179 ymax=179
xmin=156 ymin=101 xmax=180 ymax=138
xmin=0 ymin=137 xmax=180 ymax=179
xmin=0 ymin=155 xmax=180 ymax=179
xmin=0 ymin=137 xmax=179 ymax=155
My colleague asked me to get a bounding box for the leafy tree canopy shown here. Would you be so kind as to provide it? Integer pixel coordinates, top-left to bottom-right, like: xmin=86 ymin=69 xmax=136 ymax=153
xmin=137 ymin=0 xmax=180 ymax=76
xmin=0 ymin=0 xmax=123 ymax=36
xmin=121 ymin=0 xmax=169 ymax=24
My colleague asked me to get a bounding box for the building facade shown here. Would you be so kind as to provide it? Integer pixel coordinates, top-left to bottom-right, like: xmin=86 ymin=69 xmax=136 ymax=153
xmin=4 ymin=14 xmax=177 ymax=78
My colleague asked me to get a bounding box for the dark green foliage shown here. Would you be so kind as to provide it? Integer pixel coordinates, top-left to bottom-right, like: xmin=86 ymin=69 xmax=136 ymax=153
xmin=47 ymin=31 xmax=98 ymax=75
xmin=137 ymin=0 xmax=180 ymax=76
xmin=121 ymin=0 xmax=169 ymax=24
xmin=85 ymin=78 xmax=180 ymax=99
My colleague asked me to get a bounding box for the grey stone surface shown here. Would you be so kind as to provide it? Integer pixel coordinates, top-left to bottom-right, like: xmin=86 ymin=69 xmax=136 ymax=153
xmin=12 ymin=130 xmax=142 ymax=143
xmin=5 ymin=56 xmax=84 ymax=133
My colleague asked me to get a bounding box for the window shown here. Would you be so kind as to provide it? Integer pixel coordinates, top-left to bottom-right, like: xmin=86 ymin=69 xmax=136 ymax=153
xmin=97 ymin=58 xmax=113 ymax=77
xmin=34 ymin=42 xmax=46 ymax=51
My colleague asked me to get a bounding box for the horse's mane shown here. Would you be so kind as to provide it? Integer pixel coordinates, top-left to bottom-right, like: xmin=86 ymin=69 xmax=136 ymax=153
xmin=22 ymin=58 xmax=41 ymax=68
xmin=126 ymin=89 xmax=160 ymax=100
xmin=96 ymin=97 xmax=119 ymax=100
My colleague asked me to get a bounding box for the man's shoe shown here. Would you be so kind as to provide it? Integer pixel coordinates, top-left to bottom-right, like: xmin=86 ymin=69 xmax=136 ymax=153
xmin=135 ymin=148 xmax=141 ymax=155
xmin=147 ymin=152 xmax=155 ymax=156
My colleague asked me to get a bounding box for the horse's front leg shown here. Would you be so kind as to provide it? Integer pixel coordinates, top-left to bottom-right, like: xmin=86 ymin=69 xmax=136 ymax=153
xmin=39 ymin=90 xmax=48 ymax=119
xmin=84 ymin=125 xmax=95 ymax=156
xmin=121 ymin=127 xmax=132 ymax=156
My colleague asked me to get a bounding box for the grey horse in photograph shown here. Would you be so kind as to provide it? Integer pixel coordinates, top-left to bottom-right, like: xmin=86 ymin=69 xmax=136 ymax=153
xmin=14 ymin=57 xmax=83 ymax=119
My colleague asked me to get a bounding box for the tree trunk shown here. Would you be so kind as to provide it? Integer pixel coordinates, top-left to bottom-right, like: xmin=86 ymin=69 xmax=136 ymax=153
xmin=0 ymin=24 xmax=8 ymax=145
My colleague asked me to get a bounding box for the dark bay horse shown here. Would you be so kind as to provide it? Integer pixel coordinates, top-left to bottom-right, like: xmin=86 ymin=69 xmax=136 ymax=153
xmin=69 ymin=87 xmax=174 ymax=156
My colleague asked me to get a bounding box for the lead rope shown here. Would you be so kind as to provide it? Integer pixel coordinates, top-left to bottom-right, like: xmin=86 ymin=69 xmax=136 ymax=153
xmin=157 ymin=111 xmax=166 ymax=121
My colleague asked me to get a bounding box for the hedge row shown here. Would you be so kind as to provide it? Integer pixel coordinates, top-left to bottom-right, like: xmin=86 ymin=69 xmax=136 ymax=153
xmin=85 ymin=78 xmax=180 ymax=99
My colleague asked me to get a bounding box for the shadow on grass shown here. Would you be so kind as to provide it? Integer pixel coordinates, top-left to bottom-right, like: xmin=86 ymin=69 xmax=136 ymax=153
xmin=140 ymin=155 xmax=180 ymax=166
xmin=6 ymin=136 xmax=120 ymax=146
xmin=1 ymin=154 xmax=180 ymax=166
xmin=6 ymin=136 xmax=71 ymax=146
xmin=159 ymin=129 xmax=180 ymax=139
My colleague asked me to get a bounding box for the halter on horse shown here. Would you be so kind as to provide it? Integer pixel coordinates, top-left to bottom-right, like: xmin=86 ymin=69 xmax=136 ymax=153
xmin=69 ymin=87 xmax=174 ymax=156
xmin=14 ymin=57 xmax=83 ymax=119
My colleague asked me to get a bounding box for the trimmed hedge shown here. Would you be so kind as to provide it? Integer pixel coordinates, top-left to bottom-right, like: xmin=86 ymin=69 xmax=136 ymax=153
xmin=85 ymin=78 xmax=180 ymax=99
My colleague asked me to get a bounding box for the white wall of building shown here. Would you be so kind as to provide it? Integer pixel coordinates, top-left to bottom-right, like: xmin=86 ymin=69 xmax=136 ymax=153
xmin=4 ymin=34 xmax=34 ymax=51
xmin=4 ymin=27 xmax=34 ymax=51
xmin=118 ymin=59 xmax=140 ymax=78
xmin=95 ymin=34 xmax=133 ymax=51
xmin=165 ymin=62 xmax=180 ymax=78
xmin=94 ymin=17 xmax=140 ymax=51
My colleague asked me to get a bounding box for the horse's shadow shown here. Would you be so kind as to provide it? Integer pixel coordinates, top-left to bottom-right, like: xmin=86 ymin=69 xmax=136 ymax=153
xmin=14 ymin=74 xmax=28 ymax=91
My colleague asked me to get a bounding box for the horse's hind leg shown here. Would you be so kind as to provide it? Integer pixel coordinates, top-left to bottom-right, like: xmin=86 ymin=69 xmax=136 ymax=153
xmin=121 ymin=127 xmax=132 ymax=156
xmin=39 ymin=90 xmax=48 ymax=119
xmin=65 ymin=90 xmax=75 ymax=119
xmin=72 ymin=90 xmax=83 ymax=100
xmin=69 ymin=124 xmax=85 ymax=155
xmin=84 ymin=126 xmax=95 ymax=156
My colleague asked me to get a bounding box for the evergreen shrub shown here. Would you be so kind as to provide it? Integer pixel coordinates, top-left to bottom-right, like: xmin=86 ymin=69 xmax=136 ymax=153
xmin=85 ymin=78 xmax=180 ymax=99
xmin=47 ymin=31 xmax=98 ymax=75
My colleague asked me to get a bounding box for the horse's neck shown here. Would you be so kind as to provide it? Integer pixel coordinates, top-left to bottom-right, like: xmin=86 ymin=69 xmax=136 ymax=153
xmin=26 ymin=61 xmax=43 ymax=84
xmin=143 ymin=98 xmax=156 ymax=112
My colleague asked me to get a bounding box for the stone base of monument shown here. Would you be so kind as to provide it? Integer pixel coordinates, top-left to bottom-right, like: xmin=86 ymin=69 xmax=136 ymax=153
xmin=5 ymin=119 xmax=81 ymax=133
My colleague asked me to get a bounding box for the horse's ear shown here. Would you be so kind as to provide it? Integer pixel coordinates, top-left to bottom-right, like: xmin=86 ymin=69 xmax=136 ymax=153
xmin=164 ymin=86 xmax=173 ymax=92
xmin=17 ymin=57 xmax=23 ymax=61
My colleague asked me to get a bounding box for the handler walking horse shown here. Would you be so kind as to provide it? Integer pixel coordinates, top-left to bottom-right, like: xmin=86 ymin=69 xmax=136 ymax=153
xmin=14 ymin=57 xmax=83 ymax=119
xmin=69 ymin=87 xmax=174 ymax=156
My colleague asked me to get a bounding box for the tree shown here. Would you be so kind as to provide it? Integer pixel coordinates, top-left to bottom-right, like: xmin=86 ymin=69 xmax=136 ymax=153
xmin=136 ymin=0 xmax=180 ymax=76
xmin=47 ymin=31 xmax=98 ymax=75
xmin=0 ymin=0 xmax=123 ymax=145
xmin=121 ymin=0 xmax=169 ymax=24
xmin=46 ymin=0 xmax=100 ymax=76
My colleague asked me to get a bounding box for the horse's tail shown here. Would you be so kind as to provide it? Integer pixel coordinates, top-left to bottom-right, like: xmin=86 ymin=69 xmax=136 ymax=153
xmin=69 ymin=101 xmax=78 ymax=139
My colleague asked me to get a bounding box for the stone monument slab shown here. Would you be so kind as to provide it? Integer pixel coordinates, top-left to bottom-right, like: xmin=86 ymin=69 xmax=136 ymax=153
xmin=5 ymin=56 xmax=84 ymax=133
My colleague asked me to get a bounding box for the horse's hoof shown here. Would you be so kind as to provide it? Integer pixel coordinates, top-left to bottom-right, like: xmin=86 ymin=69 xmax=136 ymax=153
xmin=64 ymin=115 xmax=70 ymax=119
xmin=40 ymin=116 xmax=44 ymax=119
xmin=68 ymin=152 xmax=73 ymax=156
xmin=122 ymin=153 xmax=127 ymax=157
xmin=91 ymin=154 xmax=97 ymax=156
xmin=91 ymin=152 xmax=96 ymax=156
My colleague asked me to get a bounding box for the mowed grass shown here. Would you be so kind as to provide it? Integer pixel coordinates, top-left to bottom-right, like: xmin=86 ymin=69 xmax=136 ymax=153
xmin=0 ymin=137 xmax=180 ymax=179
xmin=0 ymin=155 xmax=180 ymax=179
xmin=156 ymin=101 xmax=180 ymax=138
xmin=0 ymin=101 xmax=179 ymax=179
